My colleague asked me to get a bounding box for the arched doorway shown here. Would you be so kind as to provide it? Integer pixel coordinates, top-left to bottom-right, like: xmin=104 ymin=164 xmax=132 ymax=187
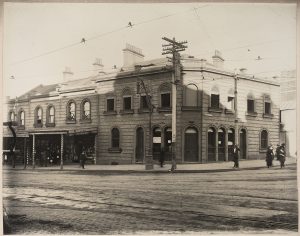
xmin=228 ymin=128 xmax=235 ymax=161
xmin=208 ymin=127 xmax=216 ymax=162
xmin=135 ymin=127 xmax=144 ymax=163
xmin=152 ymin=127 xmax=161 ymax=161
xmin=184 ymin=127 xmax=198 ymax=162
xmin=218 ymin=128 xmax=225 ymax=161
xmin=239 ymin=129 xmax=247 ymax=159
xmin=164 ymin=127 xmax=172 ymax=161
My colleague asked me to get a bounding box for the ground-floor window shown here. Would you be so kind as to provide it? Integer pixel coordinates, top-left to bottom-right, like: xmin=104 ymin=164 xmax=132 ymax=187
xmin=184 ymin=127 xmax=198 ymax=162
xmin=208 ymin=127 xmax=216 ymax=162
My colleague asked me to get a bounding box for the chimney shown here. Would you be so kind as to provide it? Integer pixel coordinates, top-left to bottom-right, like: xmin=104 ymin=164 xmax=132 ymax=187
xmin=93 ymin=58 xmax=105 ymax=75
xmin=123 ymin=43 xmax=144 ymax=67
xmin=63 ymin=67 xmax=73 ymax=82
xmin=212 ymin=50 xmax=224 ymax=69
xmin=239 ymin=68 xmax=247 ymax=74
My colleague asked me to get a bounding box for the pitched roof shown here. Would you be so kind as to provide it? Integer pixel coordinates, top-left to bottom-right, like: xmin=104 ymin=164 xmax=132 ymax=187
xmin=18 ymin=84 xmax=59 ymax=100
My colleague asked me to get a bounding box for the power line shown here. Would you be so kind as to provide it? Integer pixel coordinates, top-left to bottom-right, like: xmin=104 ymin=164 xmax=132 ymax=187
xmin=9 ymin=4 xmax=210 ymax=67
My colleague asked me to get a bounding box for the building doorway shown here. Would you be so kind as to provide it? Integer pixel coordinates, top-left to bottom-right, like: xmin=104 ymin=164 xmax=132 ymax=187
xmin=218 ymin=128 xmax=225 ymax=161
xmin=208 ymin=127 xmax=216 ymax=162
xmin=228 ymin=128 xmax=235 ymax=161
xmin=152 ymin=127 xmax=161 ymax=161
xmin=135 ymin=127 xmax=144 ymax=163
xmin=184 ymin=127 xmax=198 ymax=162
xmin=164 ymin=127 xmax=172 ymax=161
xmin=239 ymin=129 xmax=247 ymax=159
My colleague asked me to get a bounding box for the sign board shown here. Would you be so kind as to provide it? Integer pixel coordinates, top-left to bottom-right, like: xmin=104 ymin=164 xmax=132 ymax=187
xmin=153 ymin=137 xmax=161 ymax=143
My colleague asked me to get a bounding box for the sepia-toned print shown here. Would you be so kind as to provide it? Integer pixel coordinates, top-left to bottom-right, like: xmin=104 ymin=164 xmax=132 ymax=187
xmin=2 ymin=2 xmax=297 ymax=235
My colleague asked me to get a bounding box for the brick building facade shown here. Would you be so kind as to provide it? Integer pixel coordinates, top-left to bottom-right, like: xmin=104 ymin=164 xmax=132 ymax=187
xmin=3 ymin=45 xmax=280 ymax=166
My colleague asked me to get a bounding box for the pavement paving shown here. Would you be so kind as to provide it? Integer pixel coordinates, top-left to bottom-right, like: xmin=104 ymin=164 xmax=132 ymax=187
xmin=3 ymin=157 xmax=297 ymax=173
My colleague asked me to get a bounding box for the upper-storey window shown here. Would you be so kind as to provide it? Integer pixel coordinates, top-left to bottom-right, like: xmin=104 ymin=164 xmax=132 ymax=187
xmin=66 ymin=100 xmax=76 ymax=122
xmin=159 ymin=83 xmax=171 ymax=108
xmin=184 ymin=84 xmax=198 ymax=107
xmin=227 ymin=88 xmax=234 ymax=111
xmin=210 ymin=86 xmax=220 ymax=109
xmin=247 ymin=93 xmax=256 ymax=114
xmin=140 ymin=95 xmax=150 ymax=109
xmin=122 ymin=88 xmax=132 ymax=111
xmin=107 ymin=98 xmax=115 ymax=112
xmin=9 ymin=111 xmax=16 ymax=122
xmin=19 ymin=110 xmax=25 ymax=126
xmin=82 ymin=99 xmax=91 ymax=120
xmin=264 ymin=95 xmax=272 ymax=115
xmin=34 ymin=106 xmax=43 ymax=127
xmin=46 ymin=105 xmax=55 ymax=126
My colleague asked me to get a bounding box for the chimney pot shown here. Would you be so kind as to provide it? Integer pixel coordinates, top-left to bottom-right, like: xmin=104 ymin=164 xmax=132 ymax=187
xmin=63 ymin=67 xmax=73 ymax=82
xmin=93 ymin=58 xmax=104 ymax=75
xmin=212 ymin=50 xmax=224 ymax=69
xmin=123 ymin=43 xmax=144 ymax=68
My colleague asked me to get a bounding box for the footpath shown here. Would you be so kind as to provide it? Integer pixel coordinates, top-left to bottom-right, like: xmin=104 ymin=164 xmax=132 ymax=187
xmin=3 ymin=157 xmax=297 ymax=174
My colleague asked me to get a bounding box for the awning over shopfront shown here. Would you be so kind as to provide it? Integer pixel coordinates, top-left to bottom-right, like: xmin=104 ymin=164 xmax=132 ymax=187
xmin=3 ymin=127 xmax=29 ymax=137
xmin=68 ymin=127 xmax=98 ymax=136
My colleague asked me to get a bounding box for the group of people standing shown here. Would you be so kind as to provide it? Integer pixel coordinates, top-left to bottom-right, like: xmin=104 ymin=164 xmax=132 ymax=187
xmin=266 ymin=143 xmax=286 ymax=168
xmin=232 ymin=143 xmax=286 ymax=169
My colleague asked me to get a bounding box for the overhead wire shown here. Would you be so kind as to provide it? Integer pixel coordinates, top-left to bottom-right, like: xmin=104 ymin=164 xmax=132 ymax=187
xmin=8 ymin=4 xmax=210 ymax=67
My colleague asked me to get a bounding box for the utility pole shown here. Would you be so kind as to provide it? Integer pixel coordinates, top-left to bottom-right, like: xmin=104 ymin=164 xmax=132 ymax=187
xmin=162 ymin=37 xmax=187 ymax=171
xmin=135 ymin=64 xmax=155 ymax=170
xmin=234 ymin=72 xmax=239 ymax=146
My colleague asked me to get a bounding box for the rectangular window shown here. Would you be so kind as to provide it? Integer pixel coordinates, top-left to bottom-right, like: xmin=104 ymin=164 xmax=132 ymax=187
xmin=211 ymin=94 xmax=219 ymax=109
xmin=247 ymin=99 xmax=255 ymax=113
xmin=107 ymin=98 xmax=115 ymax=112
xmin=140 ymin=95 xmax=149 ymax=109
xmin=227 ymin=96 xmax=234 ymax=110
xmin=123 ymin=96 xmax=132 ymax=110
xmin=264 ymin=102 xmax=271 ymax=114
xmin=161 ymin=93 xmax=171 ymax=108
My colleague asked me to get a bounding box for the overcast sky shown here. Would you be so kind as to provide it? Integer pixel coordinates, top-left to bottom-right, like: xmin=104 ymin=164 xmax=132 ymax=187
xmin=3 ymin=2 xmax=296 ymax=98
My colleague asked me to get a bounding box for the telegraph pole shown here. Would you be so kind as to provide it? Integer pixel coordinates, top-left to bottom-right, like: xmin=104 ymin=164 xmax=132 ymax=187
xmin=162 ymin=37 xmax=187 ymax=171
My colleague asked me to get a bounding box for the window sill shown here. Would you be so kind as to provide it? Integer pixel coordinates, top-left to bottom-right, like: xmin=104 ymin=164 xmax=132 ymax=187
xmin=120 ymin=109 xmax=134 ymax=114
xmin=103 ymin=111 xmax=117 ymax=115
xmin=246 ymin=112 xmax=258 ymax=117
xmin=46 ymin=123 xmax=56 ymax=127
xmin=182 ymin=106 xmax=201 ymax=111
xmin=225 ymin=109 xmax=234 ymax=114
xmin=263 ymin=113 xmax=274 ymax=118
xmin=80 ymin=119 xmax=92 ymax=124
xmin=138 ymin=108 xmax=150 ymax=113
xmin=157 ymin=107 xmax=172 ymax=112
xmin=34 ymin=123 xmax=43 ymax=128
xmin=66 ymin=119 xmax=76 ymax=124
xmin=108 ymin=148 xmax=122 ymax=153
xmin=208 ymin=107 xmax=223 ymax=113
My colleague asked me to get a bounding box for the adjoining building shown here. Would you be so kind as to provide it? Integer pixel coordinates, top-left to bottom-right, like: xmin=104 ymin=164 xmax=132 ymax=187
xmin=279 ymin=70 xmax=296 ymax=157
xmin=3 ymin=44 xmax=280 ymax=166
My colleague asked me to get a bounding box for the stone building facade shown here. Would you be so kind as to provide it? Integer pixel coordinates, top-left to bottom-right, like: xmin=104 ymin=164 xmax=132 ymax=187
xmin=3 ymin=44 xmax=280 ymax=165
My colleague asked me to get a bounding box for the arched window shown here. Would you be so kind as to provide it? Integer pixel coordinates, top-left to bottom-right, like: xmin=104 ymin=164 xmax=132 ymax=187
xmin=111 ymin=128 xmax=120 ymax=148
xmin=82 ymin=100 xmax=91 ymax=120
xmin=211 ymin=86 xmax=220 ymax=109
xmin=19 ymin=110 xmax=25 ymax=126
xmin=260 ymin=129 xmax=268 ymax=149
xmin=9 ymin=111 xmax=16 ymax=122
xmin=185 ymin=84 xmax=198 ymax=107
xmin=34 ymin=106 xmax=43 ymax=127
xmin=67 ymin=100 xmax=76 ymax=122
xmin=46 ymin=105 xmax=55 ymax=126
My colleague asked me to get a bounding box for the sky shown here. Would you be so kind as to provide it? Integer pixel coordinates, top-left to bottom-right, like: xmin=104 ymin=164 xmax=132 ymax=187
xmin=3 ymin=2 xmax=297 ymax=98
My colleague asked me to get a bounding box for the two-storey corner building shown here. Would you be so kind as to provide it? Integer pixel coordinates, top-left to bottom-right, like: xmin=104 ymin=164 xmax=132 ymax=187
xmin=3 ymin=44 xmax=280 ymax=166
xmin=3 ymin=67 xmax=100 ymax=166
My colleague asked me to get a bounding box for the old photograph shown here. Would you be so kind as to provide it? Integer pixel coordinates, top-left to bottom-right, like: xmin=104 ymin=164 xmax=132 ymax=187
xmin=1 ymin=1 xmax=298 ymax=235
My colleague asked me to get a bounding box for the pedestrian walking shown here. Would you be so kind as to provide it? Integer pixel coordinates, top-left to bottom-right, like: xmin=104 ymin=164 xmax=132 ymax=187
xmin=278 ymin=143 xmax=286 ymax=168
xmin=233 ymin=145 xmax=240 ymax=168
xmin=266 ymin=145 xmax=274 ymax=168
xmin=80 ymin=148 xmax=86 ymax=169
xmin=159 ymin=147 xmax=165 ymax=167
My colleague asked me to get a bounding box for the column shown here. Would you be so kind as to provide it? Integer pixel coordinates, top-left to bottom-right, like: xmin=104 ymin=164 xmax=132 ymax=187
xmin=215 ymin=131 xmax=218 ymax=162
xmin=32 ymin=134 xmax=35 ymax=169
xmin=94 ymin=135 xmax=97 ymax=164
xmin=60 ymin=134 xmax=64 ymax=170
xmin=23 ymin=137 xmax=27 ymax=169
xmin=225 ymin=131 xmax=229 ymax=161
